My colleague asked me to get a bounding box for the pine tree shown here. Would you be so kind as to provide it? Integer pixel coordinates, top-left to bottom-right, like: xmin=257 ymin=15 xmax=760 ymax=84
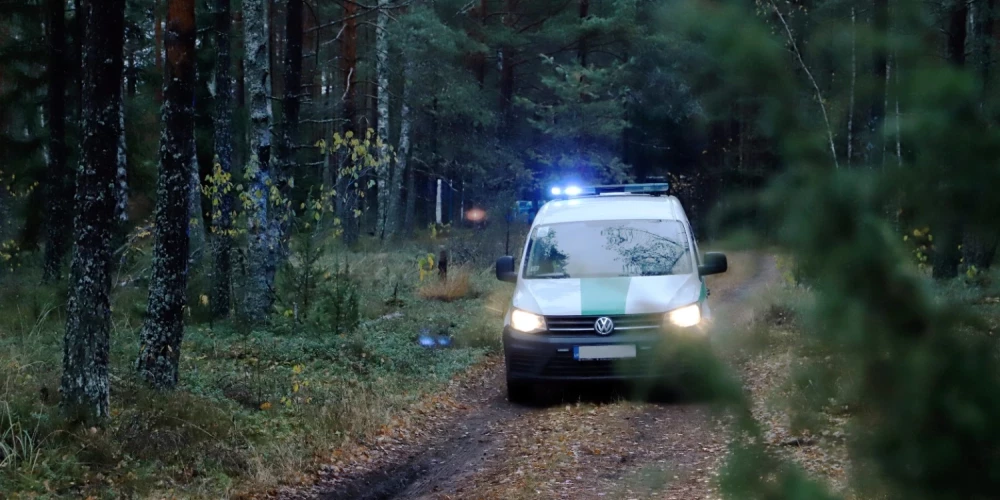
xmin=61 ymin=0 xmax=127 ymax=420
xmin=43 ymin=0 xmax=70 ymax=282
xmin=389 ymin=57 xmax=411 ymax=238
xmin=336 ymin=0 xmax=360 ymax=245
xmin=211 ymin=0 xmax=234 ymax=317
xmin=136 ymin=0 xmax=196 ymax=389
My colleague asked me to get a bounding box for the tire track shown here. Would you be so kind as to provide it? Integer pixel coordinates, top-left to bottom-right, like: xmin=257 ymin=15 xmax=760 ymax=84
xmin=290 ymin=253 xmax=777 ymax=500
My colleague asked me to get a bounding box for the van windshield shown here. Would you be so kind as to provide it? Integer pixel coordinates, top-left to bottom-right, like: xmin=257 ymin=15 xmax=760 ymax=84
xmin=523 ymin=220 xmax=693 ymax=279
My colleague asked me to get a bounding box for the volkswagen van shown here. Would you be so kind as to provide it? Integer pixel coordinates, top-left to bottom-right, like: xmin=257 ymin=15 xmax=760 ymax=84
xmin=495 ymin=183 xmax=728 ymax=402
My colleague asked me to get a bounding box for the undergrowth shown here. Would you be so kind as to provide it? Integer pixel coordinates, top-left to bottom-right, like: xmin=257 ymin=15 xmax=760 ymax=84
xmin=0 ymin=230 xmax=515 ymax=498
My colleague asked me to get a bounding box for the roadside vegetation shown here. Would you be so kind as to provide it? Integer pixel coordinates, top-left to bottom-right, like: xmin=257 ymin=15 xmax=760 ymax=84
xmin=0 ymin=225 xmax=518 ymax=498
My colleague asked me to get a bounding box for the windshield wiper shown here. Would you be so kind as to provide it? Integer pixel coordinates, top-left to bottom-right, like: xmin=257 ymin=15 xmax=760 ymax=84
xmin=532 ymin=272 xmax=570 ymax=279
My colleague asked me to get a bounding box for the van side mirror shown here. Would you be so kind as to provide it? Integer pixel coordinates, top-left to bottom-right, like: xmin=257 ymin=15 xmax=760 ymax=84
xmin=496 ymin=256 xmax=517 ymax=283
xmin=699 ymin=252 xmax=728 ymax=276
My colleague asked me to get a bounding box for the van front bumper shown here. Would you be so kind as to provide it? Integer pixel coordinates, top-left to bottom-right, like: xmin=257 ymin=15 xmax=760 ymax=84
xmin=503 ymin=327 xmax=672 ymax=381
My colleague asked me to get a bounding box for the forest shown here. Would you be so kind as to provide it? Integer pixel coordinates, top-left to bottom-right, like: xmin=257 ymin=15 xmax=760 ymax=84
xmin=3 ymin=0 xmax=1000 ymax=497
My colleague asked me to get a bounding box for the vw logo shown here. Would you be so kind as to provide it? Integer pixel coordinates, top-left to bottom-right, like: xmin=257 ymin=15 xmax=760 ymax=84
xmin=594 ymin=317 xmax=615 ymax=335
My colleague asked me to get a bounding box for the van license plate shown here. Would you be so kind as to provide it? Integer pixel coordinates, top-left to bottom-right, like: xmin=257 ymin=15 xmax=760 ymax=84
xmin=574 ymin=345 xmax=637 ymax=360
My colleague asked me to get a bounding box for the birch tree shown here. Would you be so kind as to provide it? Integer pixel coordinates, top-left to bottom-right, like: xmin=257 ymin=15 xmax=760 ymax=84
xmin=61 ymin=0 xmax=126 ymax=420
xmin=244 ymin=0 xmax=278 ymax=320
xmin=211 ymin=0 xmax=234 ymax=317
xmin=375 ymin=0 xmax=391 ymax=239
xmin=137 ymin=0 xmax=196 ymax=389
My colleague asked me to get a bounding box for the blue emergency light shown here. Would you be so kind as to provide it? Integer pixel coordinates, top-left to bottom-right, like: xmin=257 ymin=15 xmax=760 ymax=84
xmin=547 ymin=182 xmax=670 ymax=198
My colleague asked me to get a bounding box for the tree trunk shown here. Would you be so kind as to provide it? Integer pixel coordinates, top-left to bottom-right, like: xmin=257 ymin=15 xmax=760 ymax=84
xmin=403 ymin=153 xmax=416 ymax=235
xmin=337 ymin=0 xmax=359 ymax=245
xmin=73 ymin=0 xmax=83 ymax=117
xmin=244 ymin=0 xmax=277 ymax=321
xmin=116 ymin=77 xmax=128 ymax=224
xmin=278 ymin=0 xmax=302 ymax=247
xmin=847 ymin=7 xmax=856 ymax=168
xmin=212 ymin=0 xmax=234 ymax=317
xmin=154 ymin=0 xmax=163 ymax=102
xmin=963 ymin=0 xmax=998 ymax=268
xmin=61 ymin=0 xmax=126 ymax=421
xmin=868 ymin=0 xmax=889 ymax=167
xmin=375 ymin=0 xmax=391 ymax=239
xmin=43 ymin=0 xmax=70 ymax=282
xmin=137 ymin=0 xmax=196 ymax=389
xmin=934 ymin=0 xmax=970 ymax=279
xmin=388 ymin=59 xmax=411 ymax=238
xmin=188 ymin=133 xmax=204 ymax=265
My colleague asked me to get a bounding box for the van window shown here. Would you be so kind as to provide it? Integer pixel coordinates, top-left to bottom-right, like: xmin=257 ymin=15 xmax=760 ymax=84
xmin=523 ymin=219 xmax=693 ymax=279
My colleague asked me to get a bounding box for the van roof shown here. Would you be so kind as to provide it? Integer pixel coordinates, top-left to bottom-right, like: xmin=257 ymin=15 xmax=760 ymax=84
xmin=533 ymin=194 xmax=687 ymax=226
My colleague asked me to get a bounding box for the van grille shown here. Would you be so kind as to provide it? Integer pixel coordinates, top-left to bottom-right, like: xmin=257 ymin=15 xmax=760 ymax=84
xmin=544 ymin=314 xmax=663 ymax=335
xmin=507 ymin=349 xmax=661 ymax=377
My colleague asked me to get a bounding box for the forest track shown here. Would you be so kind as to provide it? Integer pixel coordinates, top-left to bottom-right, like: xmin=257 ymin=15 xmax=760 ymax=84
xmin=280 ymin=253 xmax=777 ymax=500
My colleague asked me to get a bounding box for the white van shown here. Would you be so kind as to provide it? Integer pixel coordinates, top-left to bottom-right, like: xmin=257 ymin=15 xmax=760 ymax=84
xmin=495 ymin=183 xmax=727 ymax=402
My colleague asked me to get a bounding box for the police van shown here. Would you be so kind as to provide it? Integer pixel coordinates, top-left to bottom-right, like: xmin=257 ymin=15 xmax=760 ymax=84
xmin=494 ymin=183 xmax=728 ymax=402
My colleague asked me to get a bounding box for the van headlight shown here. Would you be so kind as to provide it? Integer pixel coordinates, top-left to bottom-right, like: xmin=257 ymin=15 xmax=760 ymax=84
xmin=511 ymin=309 xmax=546 ymax=333
xmin=665 ymin=304 xmax=701 ymax=328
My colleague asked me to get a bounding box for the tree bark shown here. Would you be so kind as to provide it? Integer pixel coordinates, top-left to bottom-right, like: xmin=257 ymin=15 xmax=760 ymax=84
xmin=73 ymin=0 xmax=84 ymax=117
xmin=244 ymin=0 xmax=277 ymax=321
xmin=278 ymin=0 xmax=302 ymax=248
xmin=116 ymin=77 xmax=128 ymax=224
xmin=137 ymin=0 xmax=196 ymax=389
xmin=154 ymin=0 xmax=163 ymax=102
xmin=868 ymin=0 xmax=889 ymax=167
xmin=933 ymin=0 xmax=970 ymax=279
xmin=963 ymin=0 xmax=998 ymax=269
xmin=389 ymin=59 xmax=411 ymax=238
xmin=375 ymin=0 xmax=391 ymax=239
xmin=43 ymin=0 xmax=71 ymax=282
xmin=188 ymin=132 xmax=204 ymax=265
xmin=337 ymin=0 xmax=359 ymax=245
xmin=847 ymin=7 xmax=856 ymax=168
xmin=212 ymin=0 xmax=234 ymax=317
xmin=61 ymin=0 xmax=126 ymax=421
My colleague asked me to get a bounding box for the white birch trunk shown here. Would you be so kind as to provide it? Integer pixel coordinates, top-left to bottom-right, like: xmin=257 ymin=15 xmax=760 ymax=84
xmin=116 ymin=78 xmax=128 ymax=222
xmin=244 ymin=0 xmax=275 ymax=321
xmin=375 ymin=0 xmax=391 ymax=239
xmin=436 ymin=179 xmax=442 ymax=225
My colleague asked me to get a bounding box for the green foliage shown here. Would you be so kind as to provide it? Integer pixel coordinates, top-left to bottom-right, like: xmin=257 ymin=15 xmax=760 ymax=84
xmin=675 ymin=0 xmax=1000 ymax=497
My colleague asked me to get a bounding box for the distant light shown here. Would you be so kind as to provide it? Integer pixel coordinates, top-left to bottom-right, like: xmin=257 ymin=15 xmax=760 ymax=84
xmin=564 ymin=185 xmax=582 ymax=196
xmin=550 ymin=187 xmax=562 ymax=196
xmin=465 ymin=207 xmax=486 ymax=222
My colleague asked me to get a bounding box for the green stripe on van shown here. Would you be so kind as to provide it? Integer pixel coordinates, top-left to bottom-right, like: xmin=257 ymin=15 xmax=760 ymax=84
xmin=580 ymin=278 xmax=631 ymax=315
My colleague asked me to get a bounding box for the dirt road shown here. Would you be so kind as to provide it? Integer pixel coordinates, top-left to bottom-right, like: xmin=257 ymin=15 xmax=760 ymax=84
xmin=281 ymin=254 xmax=775 ymax=500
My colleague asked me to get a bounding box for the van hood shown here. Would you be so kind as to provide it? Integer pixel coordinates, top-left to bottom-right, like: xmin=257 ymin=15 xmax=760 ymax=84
xmin=512 ymin=274 xmax=703 ymax=316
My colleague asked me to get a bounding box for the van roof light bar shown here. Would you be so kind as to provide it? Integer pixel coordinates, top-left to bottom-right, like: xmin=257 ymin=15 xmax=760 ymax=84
xmin=592 ymin=182 xmax=670 ymax=196
xmin=547 ymin=182 xmax=671 ymax=199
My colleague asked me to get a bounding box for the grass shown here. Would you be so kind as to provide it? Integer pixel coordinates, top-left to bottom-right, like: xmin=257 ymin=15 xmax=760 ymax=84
xmin=417 ymin=268 xmax=475 ymax=302
xmin=0 ymin=229 xmax=518 ymax=498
